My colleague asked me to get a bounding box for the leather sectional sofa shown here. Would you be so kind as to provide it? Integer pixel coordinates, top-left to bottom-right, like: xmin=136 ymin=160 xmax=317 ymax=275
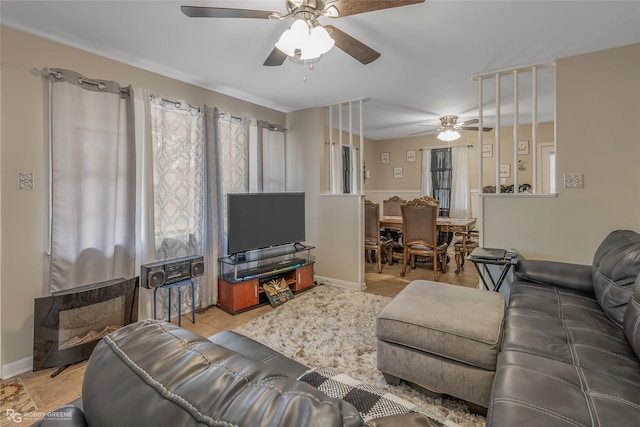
xmin=38 ymin=229 xmax=640 ymax=426
xmin=487 ymin=229 xmax=640 ymax=426
xmin=36 ymin=320 xmax=432 ymax=427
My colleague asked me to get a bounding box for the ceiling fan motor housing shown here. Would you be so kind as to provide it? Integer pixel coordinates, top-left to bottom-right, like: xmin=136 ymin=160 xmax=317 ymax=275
xmin=440 ymin=115 xmax=459 ymax=127
xmin=287 ymin=0 xmax=326 ymax=14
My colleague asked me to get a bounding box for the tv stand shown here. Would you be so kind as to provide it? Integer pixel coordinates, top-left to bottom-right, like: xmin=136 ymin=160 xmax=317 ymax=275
xmin=217 ymin=244 xmax=315 ymax=314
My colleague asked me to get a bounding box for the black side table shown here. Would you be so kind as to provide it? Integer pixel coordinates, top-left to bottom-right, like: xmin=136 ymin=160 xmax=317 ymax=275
xmin=469 ymin=247 xmax=518 ymax=292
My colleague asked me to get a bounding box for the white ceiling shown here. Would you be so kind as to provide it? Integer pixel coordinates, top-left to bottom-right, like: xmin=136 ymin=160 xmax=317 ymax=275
xmin=2 ymin=1 xmax=640 ymax=140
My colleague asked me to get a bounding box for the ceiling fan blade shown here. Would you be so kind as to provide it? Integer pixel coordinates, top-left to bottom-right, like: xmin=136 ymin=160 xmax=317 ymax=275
xmin=263 ymin=48 xmax=288 ymax=66
xmin=323 ymin=0 xmax=424 ymax=18
xmin=181 ymin=6 xmax=277 ymax=19
xmin=460 ymin=126 xmax=493 ymax=132
xmin=409 ymin=129 xmax=433 ymax=136
xmin=458 ymin=118 xmax=479 ymax=126
xmin=324 ymin=25 xmax=380 ymax=64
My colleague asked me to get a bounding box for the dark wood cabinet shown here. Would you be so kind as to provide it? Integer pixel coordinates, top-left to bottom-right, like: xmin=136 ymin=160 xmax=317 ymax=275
xmin=218 ymin=262 xmax=314 ymax=314
xmin=218 ymin=277 xmax=259 ymax=313
xmin=293 ymin=263 xmax=314 ymax=292
xmin=218 ymin=245 xmax=315 ymax=314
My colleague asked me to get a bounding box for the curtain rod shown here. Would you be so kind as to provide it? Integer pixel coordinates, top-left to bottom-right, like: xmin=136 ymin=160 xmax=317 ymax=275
xmin=419 ymin=144 xmax=473 ymax=151
xmin=42 ymin=67 xmax=130 ymax=95
xmin=151 ymin=95 xmax=201 ymax=112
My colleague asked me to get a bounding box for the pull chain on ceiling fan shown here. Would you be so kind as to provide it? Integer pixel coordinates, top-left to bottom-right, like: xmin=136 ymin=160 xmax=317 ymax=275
xmin=181 ymin=0 xmax=425 ymax=66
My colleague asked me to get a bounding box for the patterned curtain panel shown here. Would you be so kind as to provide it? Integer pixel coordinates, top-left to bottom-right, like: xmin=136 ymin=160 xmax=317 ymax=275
xmin=48 ymin=69 xmax=136 ymax=292
xmin=219 ymin=113 xmax=248 ymax=242
xmin=219 ymin=113 xmax=248 ymax=195
xmin=149 ymin=96 xmax=204 ymax=317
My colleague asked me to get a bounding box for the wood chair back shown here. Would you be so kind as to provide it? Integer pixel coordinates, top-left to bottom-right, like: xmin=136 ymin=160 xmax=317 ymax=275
xmin=383 ymin=196 xmax=404 ymax=216
xmin=401 ymin=196 xmax=440 ymax=248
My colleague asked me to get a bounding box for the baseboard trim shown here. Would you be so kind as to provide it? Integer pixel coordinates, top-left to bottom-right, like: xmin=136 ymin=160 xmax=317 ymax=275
xmin=2 ymin=356 xmax=32 ymax=379
xmin=314 ymin=275 xmax=363 ymax=291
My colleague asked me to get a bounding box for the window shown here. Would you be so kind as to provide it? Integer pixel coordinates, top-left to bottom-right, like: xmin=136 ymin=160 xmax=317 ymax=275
xmin=431 ymin=148 xmax=452 ymax=216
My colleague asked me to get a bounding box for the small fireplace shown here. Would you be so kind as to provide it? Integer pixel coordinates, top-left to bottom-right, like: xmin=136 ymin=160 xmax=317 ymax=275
xmin=33 ymin=277 xmax=138 ymax=372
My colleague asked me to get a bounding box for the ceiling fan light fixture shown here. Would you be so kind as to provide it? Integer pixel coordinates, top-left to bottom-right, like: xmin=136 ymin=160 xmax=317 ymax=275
xmin=305 ymin=25 xmax=334 ymax=57
xmin=275 ymin=18 xmax=308 ymax=56
xmin=275 ymin=18 xmax=334 ymax=60
xmin=437 ymin=129 xmax=461 ymax=142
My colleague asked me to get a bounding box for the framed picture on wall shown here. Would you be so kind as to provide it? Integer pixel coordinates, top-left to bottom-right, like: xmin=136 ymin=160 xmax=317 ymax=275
xmin=393 ymin=167 xmax=403 ymax=179
xmin=381 ymin=152 xmax=390 ymax=164
xmin=406 ymin=150 xmax=416 ymax=162
xmin=482 ymin=144 xmax=493 ymax=158
xmin=518 ymin=140 xmax=530 ymax=155
xmin=500 ymin=163 xmax=511 ymax=178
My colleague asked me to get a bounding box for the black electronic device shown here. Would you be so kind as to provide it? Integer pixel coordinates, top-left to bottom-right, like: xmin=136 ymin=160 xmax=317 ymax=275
xmin=227 ymin=192 xmax=306 ymax=255
xmin=140 ymin=255 xmax=204 ymax=289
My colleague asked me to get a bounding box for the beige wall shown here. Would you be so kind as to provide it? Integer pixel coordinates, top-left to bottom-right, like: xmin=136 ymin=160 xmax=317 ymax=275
xmin=0 ymin=26 xmax=286 ymax=374
xmin=363 ymin=122 xmax=554 ymax=194
xmin=482 ymin=43 xmax=640 ymax=262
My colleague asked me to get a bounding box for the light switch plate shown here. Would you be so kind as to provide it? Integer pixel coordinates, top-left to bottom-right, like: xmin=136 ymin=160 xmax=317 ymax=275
xmin=564 ymin=173 xmax=584 ymax=188
xmin=19 ymin=172 xmax=34 ymax=190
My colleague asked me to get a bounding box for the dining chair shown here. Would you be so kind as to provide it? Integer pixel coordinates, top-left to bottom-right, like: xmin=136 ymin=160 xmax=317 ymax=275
xmin=454 ymin=229 xmax=479 ymax=273
xmin=364 ymin=200 xmax=392 ymax=273
xmin=382 ymin=196 xmax=404 ymax=216
xmin=382 ymin=196 xmax=405 ymax=264
xmin=400 ymin=196 xmax=449 ymax=280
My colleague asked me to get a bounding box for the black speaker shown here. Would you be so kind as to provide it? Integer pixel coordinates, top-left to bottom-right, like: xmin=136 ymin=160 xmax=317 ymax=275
xmin=191 ymin=260 xmax=204 ymax=277
xmin=141 ymin=265 xmax=165 ymax=289
xmin=140 ymin=255 xmax=204 ymax=289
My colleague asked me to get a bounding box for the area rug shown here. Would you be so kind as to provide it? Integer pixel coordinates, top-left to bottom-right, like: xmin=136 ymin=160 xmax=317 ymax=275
xmin=234 ymin=285 xmax=486 ymax=427
xmin=1 ymin=379 xmax=37 ymax=426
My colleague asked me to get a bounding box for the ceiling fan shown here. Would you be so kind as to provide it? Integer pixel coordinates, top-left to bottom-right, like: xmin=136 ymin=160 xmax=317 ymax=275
xmin=181 ymin=0 xmax=425 ymax=66
xmin=411 ymin=115 xmax=493 ymax=141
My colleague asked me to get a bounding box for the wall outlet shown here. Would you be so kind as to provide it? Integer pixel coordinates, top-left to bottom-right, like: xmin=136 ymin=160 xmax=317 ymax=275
xmin=564 ymin=173 xmax=584 ymax=188
xmin=19 ymin=172 xmax=34 ymax=190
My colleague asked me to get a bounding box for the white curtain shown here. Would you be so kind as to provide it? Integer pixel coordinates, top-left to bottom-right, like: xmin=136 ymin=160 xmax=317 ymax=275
xmin=350 ymin=147 xmax=358 ymax=194
xmin=203 ymin=106 xmax=224 ymax=308
xmin=420 ymin=148 xmax=432 ymax=197
xmin=132 ymin=88 xmax=156 ymax=316
xmin=261 ymin=124 xmax=286 ymax=192
xmin=450 ymin=145 xmax=471 ymax=218
xmin=48 ymin=69 xmax=135 ymax=292
xmin=149 ymin=95 xmax=204 ymax=317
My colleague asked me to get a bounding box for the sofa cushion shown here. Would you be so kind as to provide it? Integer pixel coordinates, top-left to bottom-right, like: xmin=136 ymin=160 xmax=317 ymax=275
xmin=488 ymin=350 xmax=640 ymax=427
xmin=82 ymin=320 xmax=363 ymax=427
xmin=624 ymin=274 xmax=640 ymax=359
xmin=503 ymin=281 xmax=640 ymax=381
xmin=592 ymin=229 xmax=640 ymax=326
xmin=208 ymin=330 xmax=308 ymax=380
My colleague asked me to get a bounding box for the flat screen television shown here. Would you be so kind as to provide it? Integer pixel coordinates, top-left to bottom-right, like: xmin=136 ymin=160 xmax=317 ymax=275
xmin=227 ymin=192 xmax=306 ymax=255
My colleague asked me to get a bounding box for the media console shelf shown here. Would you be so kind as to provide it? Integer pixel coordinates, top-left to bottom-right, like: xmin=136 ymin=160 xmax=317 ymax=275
xmin=217 ymin=244 xmax=315 ymax=314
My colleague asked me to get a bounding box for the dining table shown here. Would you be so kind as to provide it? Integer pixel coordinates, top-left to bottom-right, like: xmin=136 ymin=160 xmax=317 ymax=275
xmin=380 ymin=216 xmax=478 ymax=265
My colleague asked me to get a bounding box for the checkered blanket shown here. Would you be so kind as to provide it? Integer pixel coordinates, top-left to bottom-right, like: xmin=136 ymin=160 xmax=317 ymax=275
xmin=298 ymin=367 xmax=445 ymax=426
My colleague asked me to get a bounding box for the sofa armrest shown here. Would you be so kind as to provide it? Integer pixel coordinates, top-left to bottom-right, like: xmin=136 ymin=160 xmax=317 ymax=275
xmin=34 ymin=405 xmax=87 ymax=427
xmin=515 ymin=259 xmax=594 ymax=294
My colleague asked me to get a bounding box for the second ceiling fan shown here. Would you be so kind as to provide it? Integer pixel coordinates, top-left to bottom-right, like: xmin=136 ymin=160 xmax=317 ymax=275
xmin=181 ymin=0 xmax=425 ymax=66
xmin=412 ymin=115 xmax=493 ymax=141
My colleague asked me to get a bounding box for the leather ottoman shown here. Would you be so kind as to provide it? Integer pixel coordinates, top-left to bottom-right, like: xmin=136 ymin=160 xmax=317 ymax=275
xmin=376 ymin=280 xmax=505 ymax=408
